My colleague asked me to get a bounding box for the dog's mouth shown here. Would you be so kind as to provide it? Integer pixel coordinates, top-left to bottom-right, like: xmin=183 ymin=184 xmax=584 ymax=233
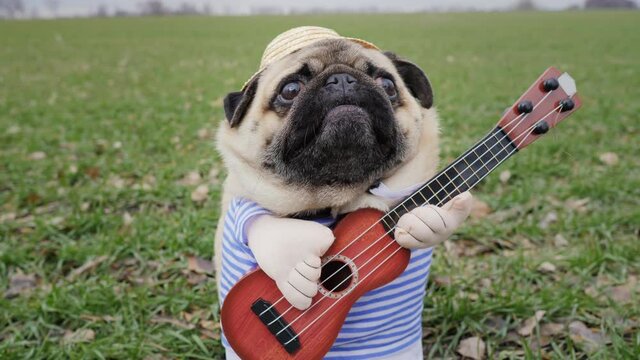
xmin=318 ymin=105 xmax=376 ymax=146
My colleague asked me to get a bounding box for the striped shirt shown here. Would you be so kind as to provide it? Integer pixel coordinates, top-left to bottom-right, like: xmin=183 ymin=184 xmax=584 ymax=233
xmin=219 ymin=197 xmax=432 ymax=359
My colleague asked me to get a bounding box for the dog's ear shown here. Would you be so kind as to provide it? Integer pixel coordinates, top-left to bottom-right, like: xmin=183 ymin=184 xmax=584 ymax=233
xmin=223 ymin=75 xmax=260 ymax=127
xmin=384 ymin=52 xmax=433 ymax=109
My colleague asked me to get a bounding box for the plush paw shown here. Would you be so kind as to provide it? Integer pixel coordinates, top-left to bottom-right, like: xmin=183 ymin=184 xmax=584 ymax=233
xmin=276 ymin=256 xmax=322 ymax=310
xmin=247 ymin=216 xmax=334 ymax=309
xmin=395 ymin=191 xmax=473 ymax=249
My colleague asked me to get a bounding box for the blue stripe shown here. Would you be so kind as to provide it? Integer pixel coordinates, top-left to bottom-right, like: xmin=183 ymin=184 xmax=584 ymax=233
xmin=343 ymin=296 xmax=423 ymax=325
xmin=335 ymin=313 xmax=422 ymax=347
xmin=221 ymin=251 xmax=249 ymax=278
xmin=326 ymin=328 xmax=422 ymax=359
xmin=363 ymin=263 xmax=431 ymax=297
xmin=222 ymin=238 xmax=256 ymax=267
xmin=351 ymin=281 xmax=427 ymax=310
xmin=339 ymin=303 xmax=422 ymax=334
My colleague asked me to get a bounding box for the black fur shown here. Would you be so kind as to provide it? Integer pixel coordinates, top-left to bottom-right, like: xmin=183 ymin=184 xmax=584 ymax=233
xmin=384 ymin=52 xmax=433 ymax=109
xmin=223 ymin=75 xmax=260 ymax=127
xmin=264 ymin=64 xmax=406 ymax=187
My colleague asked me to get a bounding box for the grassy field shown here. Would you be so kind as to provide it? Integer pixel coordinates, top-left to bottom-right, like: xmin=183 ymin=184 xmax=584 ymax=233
xmin=1 ymin=11 xmax=639 ymax=359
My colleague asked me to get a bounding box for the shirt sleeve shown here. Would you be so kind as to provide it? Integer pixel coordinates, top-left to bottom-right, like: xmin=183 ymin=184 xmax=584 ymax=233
xmin=227 ymin=197 xmax=272 ymax=246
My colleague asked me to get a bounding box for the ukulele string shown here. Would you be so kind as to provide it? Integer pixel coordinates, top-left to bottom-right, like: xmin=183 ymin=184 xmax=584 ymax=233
xmin=266 ymin=91 xmax=558 ymax=321
xmin=276 ymin=102 xmax=565 ymax=337
xmin=262 ymin=101 xmax=539 ymax=322
xmin=282 ymin=102 xmax=566 ymax=344
xmin=260 ymin=92 xmax=553 ymax=318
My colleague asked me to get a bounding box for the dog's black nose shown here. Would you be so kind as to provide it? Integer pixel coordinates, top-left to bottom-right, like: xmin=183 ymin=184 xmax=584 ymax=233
xmin=324 ymin=73 xmax=357 ymax=92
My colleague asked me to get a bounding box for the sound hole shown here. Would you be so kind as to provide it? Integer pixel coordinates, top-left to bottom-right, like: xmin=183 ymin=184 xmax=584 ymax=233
xmin=320 ymin=260 xmax=352 ymax=292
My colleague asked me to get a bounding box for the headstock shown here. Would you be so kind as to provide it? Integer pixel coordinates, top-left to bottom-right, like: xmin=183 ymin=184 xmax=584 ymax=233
xmin=498 ymin=67 xmax=582 ymax=150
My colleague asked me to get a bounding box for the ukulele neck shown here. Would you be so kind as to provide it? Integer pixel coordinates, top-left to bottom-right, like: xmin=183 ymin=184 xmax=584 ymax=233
xmin=382 ymin=126 xmax=517 ymax=229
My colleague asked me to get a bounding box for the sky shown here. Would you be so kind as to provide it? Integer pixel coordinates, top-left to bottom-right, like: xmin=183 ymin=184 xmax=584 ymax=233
xmin=20 ymin=0 xmax=617 ymax=18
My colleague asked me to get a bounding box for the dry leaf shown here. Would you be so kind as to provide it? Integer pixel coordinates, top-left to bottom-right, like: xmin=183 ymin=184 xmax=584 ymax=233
xmin=553 ymin=234 xmax=569 ymax=247
xmin=457 ymin=336 xmax=486 ymax=360
xmin=470 ymin=198 xmax=492 ymax=219
xmin=537 ymin=262 xmax=557 ymax=274
xmin=28 ymin=151 xmax=46 ymax=160
xmin=569 ymin=321 xmax=610 ymax=353
xmin=26 ymin=192 xmax=42 ymax=205
xmin=178 ymin=171 xmax=201 ymax=186
xmin=200 ymin=329 xmax=220 ymax=340
xmin=122 ymin=212 xmax=134 ymax=227
xmin=499 ymin=170 xmax=511 ymax=184
xmin=527 ymin=335 xmax=552 ymax=351
xmin=598 ymin=152 xmax=619 ymax=166
xmin=150 ymin=315 xmax=195 ymax=330
xmin=540 ymin=323 xmax=564 ymax=337
xmin=187 ymin=273 xmax=208 ymax=285
xmin=108 ymin=175 xmax=126 ymax=189
xmin=187 ymin=256 xmax=214 ymax=275
xmin=182 ymin=309 xmax=208 ymax=323
xmin=608 ymin=283 xmax=634 ymax=304
xmin=484 ymin=316 xmax=507 ymax=332
xmin=84 ymin=166 xmax=100 ymax=179
xmin=538 ymin=212 xmax=558 ymax=229
xmin=140 ymin=174 xmax=156 ymax=191
xmin=113 ymin=141 xmax=122 ymax=149
xmin=191 ymin=184 xmax=209 ymax=203
xmin=48 ymin=216 xmax=65 ymax=226
xmin=80 ymin=314 xmax=121 ymax=323
xmin=62 ymin=329 xmax=95 ymax=345
xmin=565 ymin=198 xmax=590 ymax=213
xmin=0 ymin=212 xmax=16 ymax=223
xmin=197 ymin=128 xmax=213 ymax=140
xmin=517 ymin=310 xmax=546 ymax=336
xmin=67 ymin=256 xmax=108 ymax=281
xmin=6 ymin=125 xmax=20 ymax=135
xmin=199 ymin=320 xmax=219 ymax=331
xmin=5 ymin=272 xmax=37 ymax=299
xmin=432 ymin=275 xmax=451 ymax=287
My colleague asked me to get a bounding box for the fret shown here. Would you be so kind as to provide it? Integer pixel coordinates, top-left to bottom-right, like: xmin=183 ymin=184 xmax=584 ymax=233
xmin=449 ymin=167 xmax=471 ymax=192
xmin=380 ymin=216 xmax=393 ymax=230
xmin=452 ymin=159 xmax=481 ymax=187
xmin=474 ymin=143 xmax=494 ymax=172
xmin=416 ymin=190 xmax=428 ymax=203
xmin=429 ymin=189 xmax=443 ymax=205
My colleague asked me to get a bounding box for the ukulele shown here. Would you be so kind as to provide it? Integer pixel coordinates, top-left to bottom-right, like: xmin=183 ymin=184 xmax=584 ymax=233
xmin=221 ymin=67 xmax=582 ymax=360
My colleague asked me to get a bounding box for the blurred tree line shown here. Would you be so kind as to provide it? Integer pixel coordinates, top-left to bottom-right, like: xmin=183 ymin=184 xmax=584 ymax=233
xmin=0 ymin=0 xmax=637 ymax=19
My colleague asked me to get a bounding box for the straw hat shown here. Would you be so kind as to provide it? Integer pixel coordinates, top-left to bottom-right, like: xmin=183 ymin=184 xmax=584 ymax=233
xmin=242 ymin=26 xmax=380 ymax=90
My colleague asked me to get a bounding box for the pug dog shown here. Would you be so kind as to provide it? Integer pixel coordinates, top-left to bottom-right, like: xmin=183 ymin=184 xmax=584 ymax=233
xmin=215 ymin=27 xmax=472 ymax=359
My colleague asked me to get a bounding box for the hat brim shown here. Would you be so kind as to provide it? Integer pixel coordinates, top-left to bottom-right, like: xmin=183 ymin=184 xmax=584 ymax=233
xmin=241 ymin=37 xmax=379 ymax=91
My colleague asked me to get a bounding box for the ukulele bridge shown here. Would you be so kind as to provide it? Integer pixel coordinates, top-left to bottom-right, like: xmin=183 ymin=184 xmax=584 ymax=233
xmin=251 ymin=298 xmax=301 ymax=354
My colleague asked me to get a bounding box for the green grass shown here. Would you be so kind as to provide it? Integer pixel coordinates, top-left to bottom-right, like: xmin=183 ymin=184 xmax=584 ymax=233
xmin=1 ymin=11 xmax=639 ymax=359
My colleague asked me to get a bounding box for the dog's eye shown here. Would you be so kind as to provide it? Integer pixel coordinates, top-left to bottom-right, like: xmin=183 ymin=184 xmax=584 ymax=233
xmin=376 ymin=77 xmax=397 ymax=99
xmin=279 ymin=81 xmax=303 ymax=102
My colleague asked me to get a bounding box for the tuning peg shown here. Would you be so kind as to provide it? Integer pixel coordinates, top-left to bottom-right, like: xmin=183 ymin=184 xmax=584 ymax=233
xmin=559 ymin=98 xmax=575 ymax=112
xmin=517 ymin=100 xmax=534 ymax=114
xmin=542 ymin=78 xmax=559 ymax=92
xmin=532 ymin=121 xmax=549 ymax=135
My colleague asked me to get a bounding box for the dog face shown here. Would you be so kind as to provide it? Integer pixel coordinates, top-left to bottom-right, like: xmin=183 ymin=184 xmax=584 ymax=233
xmin=218 ymin=38 xmax=438 ymax=215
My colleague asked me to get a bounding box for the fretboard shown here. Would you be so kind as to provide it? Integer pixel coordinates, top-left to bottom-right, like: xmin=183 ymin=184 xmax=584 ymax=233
xmin=381 ymin=126 xmax=518 ymax=230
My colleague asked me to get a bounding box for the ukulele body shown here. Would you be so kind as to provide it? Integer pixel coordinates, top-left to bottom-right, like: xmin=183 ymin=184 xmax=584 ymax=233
xmin=221 ymin=208 xmax=411 ymax=360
